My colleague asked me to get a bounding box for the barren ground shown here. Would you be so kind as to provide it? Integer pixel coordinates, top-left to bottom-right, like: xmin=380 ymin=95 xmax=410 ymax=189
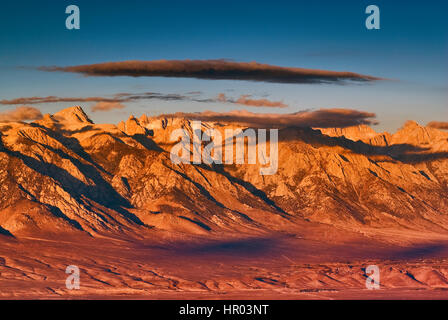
xmin=2 ymin=221 xmax=448 ymax=299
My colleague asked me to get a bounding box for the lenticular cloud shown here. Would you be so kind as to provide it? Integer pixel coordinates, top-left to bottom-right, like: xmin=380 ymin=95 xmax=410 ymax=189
xmin=40 ymin=59 xmax=383 ymax=84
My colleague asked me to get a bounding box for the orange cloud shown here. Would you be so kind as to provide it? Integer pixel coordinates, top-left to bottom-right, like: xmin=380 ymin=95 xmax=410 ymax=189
xmin=40 ymin=59 xmax=383 ymax=84
xmin=0 ymin=106 xmax=43 ymax=122
xmin=91 ymin=101 xmax=126 ymax=112
xmin=427 ymin=121 xmax=448 ymax=130
xmin=216 ymin=93 xmax=287 ymax=108
xmin=235 ymin=95 xmax=287 ymax=108
xmin=158 ymin=108 xmax=377 ymax=128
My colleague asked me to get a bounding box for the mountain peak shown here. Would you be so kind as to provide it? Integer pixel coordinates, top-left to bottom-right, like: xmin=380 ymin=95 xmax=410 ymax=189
xmin=391 ymin=120 xmax=438 ymax=146
xmin=139 ymin=114 xmax=149 ymax=125
xmin=318 ymin=124 xmax=379 ymax=141
xmin=53 ymin=106 xmax=93 ymax=124
xmin=117 ymin=114 xmax=148 ymax=136
xmin=403 ymin=120 xmax=420 ymax=129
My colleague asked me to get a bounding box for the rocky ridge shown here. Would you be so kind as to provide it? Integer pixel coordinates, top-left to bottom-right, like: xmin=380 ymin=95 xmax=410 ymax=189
xmin=1 ymin=106 xmax=447 ymax=238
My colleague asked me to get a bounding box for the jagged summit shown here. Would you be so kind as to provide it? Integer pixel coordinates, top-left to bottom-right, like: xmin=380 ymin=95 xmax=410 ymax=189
xmin=319 ymin=124 xmax=379 ymax=140
xmin=318 ymin=124 xmax=391 ymax=147
xmin=392 ymin=119 xmax=448 ymax=149
xmin=117 ymin=114 xmax=148 ymax=136
xmin=52 ymin=106 xmax=93 ymax=124
xmin=403 ymin=120 xmax=420 ymax=128
xmin=139 ymin=114 xmax=149 ymax=125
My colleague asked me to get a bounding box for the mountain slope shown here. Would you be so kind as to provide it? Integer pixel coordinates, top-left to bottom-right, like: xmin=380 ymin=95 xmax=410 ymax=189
xmin=1 ymin=106 xmax=447 ymax=238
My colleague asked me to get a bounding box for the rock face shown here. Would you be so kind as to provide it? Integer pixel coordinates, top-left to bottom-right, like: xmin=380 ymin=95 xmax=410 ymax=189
xmin=319 ymin=124 xmax=392 ymax=146
xmin=53 ymin=106 xmax=93 ymax=124
xmin=118 ymin=115 xmax=148 ymax=136
xmin=1 ymin=106 xmax=448 ymax=237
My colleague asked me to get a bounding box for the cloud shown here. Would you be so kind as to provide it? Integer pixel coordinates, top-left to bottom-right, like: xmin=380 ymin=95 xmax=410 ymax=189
xmin=91 ymin=101 xmax=126 ymax=112
xmin=427 ymin=121 xmax=448 ymax=130
xmin=0 ymin=92 xmax=191 ymax=106
xmin=216 ymin=93 xmax=287 ymax=108
xmin=158 ymin=108 xmax=377 ymax=128
xmin=0 ymin=106 xmax=43 ymax=122
xmin=40 ymin=59 xmax=383 ymax=84
xmin=235 ymin=95 xmax=287 ymax=108
xmin=1 ymin=91 xmax=288 ymax=109
xmin=113 ymin=92 xmax=189 ymax=102
xmin=0 ymin=96 xmax=118 ymax=105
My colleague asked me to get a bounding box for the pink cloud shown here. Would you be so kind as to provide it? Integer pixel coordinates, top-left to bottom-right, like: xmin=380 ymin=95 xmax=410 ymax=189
xmin=91 ymin=101 xmax=126 ymax=112
xmin=0 ymin=106 xmax=43 ymax=122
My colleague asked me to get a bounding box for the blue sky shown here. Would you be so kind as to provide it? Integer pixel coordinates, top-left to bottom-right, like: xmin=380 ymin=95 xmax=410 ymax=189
xmin=0 ymin=0 xmax=447 ymax=132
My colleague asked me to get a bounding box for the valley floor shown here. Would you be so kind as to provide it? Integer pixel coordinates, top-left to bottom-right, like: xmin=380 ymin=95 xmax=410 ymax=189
xmin=1 ymin=226 xmax=448 ymax=299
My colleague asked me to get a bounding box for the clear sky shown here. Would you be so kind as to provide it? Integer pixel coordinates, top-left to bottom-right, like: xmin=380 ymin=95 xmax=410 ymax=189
xmin=0 ymin=0 xmax=447 ymax=132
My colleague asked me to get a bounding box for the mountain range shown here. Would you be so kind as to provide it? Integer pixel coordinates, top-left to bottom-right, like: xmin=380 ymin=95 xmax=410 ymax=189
xmin=1 ymin=106 xmax=447 ymax=239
